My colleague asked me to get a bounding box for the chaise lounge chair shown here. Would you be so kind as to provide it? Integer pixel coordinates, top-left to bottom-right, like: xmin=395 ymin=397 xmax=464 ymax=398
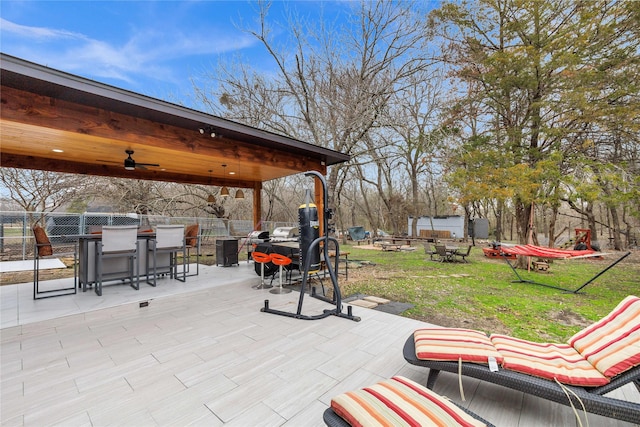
xmin=323 ymin=376 xmax=495 ymax=426
xmin=403 ymin=295 xmax=640 ymax=424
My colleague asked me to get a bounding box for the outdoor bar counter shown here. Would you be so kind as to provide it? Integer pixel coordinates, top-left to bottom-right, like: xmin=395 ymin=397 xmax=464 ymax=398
xmin=78 ymin=232 xmax=170 ymax=290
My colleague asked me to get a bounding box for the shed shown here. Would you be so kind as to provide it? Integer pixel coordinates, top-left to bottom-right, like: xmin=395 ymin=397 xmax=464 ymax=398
xmin=409 ymin=216 xmax=465 ymax=239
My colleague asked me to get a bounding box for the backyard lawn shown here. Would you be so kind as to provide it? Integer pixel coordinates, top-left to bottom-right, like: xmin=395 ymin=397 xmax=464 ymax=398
xmin=338 ymin=243 xmax=639 ymax=342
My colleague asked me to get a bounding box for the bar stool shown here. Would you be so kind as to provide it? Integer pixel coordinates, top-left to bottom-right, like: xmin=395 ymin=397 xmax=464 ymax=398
xmin=269 ymin=253 xmax=292 ymax=294
xmin=252 ymin=251 xmax=272 ymax=289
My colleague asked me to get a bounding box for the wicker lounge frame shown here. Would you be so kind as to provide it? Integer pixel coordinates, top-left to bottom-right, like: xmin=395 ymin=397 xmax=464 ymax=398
xmin=323 ymin=403 xmax=496 ymax=427
xmin=403 ymin=336 xmax=640 ymax=424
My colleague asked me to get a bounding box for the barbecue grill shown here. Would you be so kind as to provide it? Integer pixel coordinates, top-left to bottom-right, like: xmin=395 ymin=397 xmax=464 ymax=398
xmin=270 ymin=226 xmax=299 ymax=242
xmin=247 ymin=230 xmax=270 ymax=244
xmin=246 ymin=230 xmax=270 ymax=262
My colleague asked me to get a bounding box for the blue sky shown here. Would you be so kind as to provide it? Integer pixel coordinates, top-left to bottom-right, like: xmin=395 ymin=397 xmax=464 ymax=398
xmin=1 ymin=1 xmax=351 ymax=108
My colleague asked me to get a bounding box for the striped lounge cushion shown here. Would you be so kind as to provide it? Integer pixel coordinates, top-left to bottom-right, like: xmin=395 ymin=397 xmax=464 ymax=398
xmin=330 ymin=376 xmax=487 ymax=427
xmin=490 ymin=334 xmax=609 ymax=386
xmin=414 ymin=328 xmax=503 ymax=364
xmin=568 ymin=295 xmax=640 ymax=378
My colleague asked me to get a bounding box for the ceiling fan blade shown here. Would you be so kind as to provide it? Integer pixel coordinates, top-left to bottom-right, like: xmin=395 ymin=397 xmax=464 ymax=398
xmin=138 ymin=162 xmax=160 ymax=167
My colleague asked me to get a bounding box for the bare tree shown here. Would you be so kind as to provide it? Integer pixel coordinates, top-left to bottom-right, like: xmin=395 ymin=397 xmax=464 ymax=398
xmin=194 ymin=0 xmax=435 ymax=233
xmin=0 ymin=168 xmax=92 ymax=216
xmin=385 ymin=69 xmax=447 ymax=235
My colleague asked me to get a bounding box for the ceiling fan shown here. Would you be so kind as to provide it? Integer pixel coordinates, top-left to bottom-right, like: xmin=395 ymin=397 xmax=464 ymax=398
xmin=123 ymin=149 xmax=160 ymax=170
xmin=116 ymin=149 xmax=162 ymax=170
xmin=97 ymin=149 xmax=159 ymax=170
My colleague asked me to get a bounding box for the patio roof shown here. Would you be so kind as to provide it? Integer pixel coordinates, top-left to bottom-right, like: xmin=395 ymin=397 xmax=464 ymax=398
xmin=0 ymin=53 xmax=350 ymax=188
xmin=1 ymin=270 xmax=638 ymax=426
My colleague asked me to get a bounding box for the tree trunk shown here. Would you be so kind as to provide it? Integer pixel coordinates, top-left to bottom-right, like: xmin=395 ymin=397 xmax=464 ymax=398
xmin=514 ymin=198 xmax=533 ymax=267
xmin=495 ymin=200 xmax=504 ymax=242
xmin=585 ymin=203 xmax=597 ymax=247
xmin=410 ymin=216 xmax=418 ymax=238
xmin=548 ymin=205 xmax=559 ymax=248
xmin=515 ymin=199 xmax=530 ymax=244
xmin=608 ymin=205 xmax=623 ymax=250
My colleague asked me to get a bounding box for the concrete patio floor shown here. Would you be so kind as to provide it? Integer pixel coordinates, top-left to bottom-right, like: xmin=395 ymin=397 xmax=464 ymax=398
xmin=1 ymin=262 xmax=638 ymax=426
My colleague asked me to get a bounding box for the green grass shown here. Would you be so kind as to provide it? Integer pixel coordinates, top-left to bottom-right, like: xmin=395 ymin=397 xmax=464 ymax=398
xmin=340 ymin=244 xmax=639 ymax=342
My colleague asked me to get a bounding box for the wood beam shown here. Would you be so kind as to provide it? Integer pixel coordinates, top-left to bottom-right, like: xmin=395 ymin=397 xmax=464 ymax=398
xmin=253 ymin=181 xmax=263 ymax=231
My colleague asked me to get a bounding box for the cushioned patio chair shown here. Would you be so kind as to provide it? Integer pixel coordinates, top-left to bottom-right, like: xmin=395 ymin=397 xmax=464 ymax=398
xmin=455 ymin=245 xmax=472 ymax=262
xmin=32 ymin=225 xmax=77 ymax=299
xmin=323 ymin=375 xmax=495 ymax=426
xmin=184 ymin=224 xmax=200 ymax=277
xmin=95 ymin=225 xmax=139 ymax=296
xmin=403 ymin=295 xmax=640 ymax=424
xmin=424 ymin=243 xmax=437 ymax=260
xmin=146 ymin=224 xmax=186 ymax=286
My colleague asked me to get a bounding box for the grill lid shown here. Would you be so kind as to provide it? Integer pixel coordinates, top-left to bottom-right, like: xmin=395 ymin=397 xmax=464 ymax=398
xmin=248 ymin=230 xmax=269 ymax=240
xmin=271 ymin=226 xmax=299 ymax=241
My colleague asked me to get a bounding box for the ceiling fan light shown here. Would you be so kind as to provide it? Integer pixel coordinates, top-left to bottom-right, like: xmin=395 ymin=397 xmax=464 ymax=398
xmin=235 ymin=189 xmax=244 ymax=199
xmin=124 ymin=149 xmax=136 ymax=170
xmin=220 ymin=186 xmax=230 ymax=197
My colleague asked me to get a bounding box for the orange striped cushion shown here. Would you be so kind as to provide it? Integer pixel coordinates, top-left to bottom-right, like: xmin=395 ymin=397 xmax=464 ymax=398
xmin=330 ymin=376 xmax=487 ymax=427
xmin=414 ymin=328 xmax=503 ymax=364
xmin=490 ymin=334 xmax=609 ymax=386
xmin=568 ymin=295 xmax=640 ymax=378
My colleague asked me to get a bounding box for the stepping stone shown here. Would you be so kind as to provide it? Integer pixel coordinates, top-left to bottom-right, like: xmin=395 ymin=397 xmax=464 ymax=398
xmin=364 ymin=297 xmax=389 ymax=304
xmin=364 ymin=296 xmax=390 ymax=304
xmin=374 ymin=301 xmax=414 ymax=315
xmin=349 ymin=299 xmax=379 ymax=309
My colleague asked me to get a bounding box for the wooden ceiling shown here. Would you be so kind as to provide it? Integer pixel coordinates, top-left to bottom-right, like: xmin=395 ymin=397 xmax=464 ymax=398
xmin=0 ymin=54 xmax=349 ymax=188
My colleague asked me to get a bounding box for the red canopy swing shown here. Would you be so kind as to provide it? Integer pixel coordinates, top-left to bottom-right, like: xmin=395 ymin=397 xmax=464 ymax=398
xmin=501 ymin=244 xmax=597 ymax=259
xmin=497 ymin=244 xmax=631 ymax=293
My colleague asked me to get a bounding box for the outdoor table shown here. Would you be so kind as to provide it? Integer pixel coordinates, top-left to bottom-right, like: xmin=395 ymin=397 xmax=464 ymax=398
xmin=269 ymin=242 xmax=349 ymax=279
xmin=437 ymin=245 xmax=458 ymax=262
xmin=445 ymin=245 xmax=459 ymax=255
xmin=270 ymin=241 xmax=301 ymax=269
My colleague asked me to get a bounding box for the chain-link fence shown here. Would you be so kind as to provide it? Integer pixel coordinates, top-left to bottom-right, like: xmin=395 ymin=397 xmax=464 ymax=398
xmin=0 ymin=211 xmax=294 ymax=261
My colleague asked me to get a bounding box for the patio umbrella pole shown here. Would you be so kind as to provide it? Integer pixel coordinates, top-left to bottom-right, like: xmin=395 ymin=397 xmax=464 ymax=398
xmin=261 ymin=171 xmax=360 ymax=322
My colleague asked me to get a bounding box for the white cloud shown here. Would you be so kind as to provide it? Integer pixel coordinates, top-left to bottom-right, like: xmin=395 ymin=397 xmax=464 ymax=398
xmin=0 ymin=18 xmax=258 ymax=87
xmin=0 ymin=18 xmax=85 ymax=40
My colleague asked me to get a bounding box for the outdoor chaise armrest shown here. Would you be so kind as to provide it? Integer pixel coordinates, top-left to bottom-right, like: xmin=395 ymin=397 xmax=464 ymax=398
xmin=403 ymin=335 xmax=640 ymax=424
